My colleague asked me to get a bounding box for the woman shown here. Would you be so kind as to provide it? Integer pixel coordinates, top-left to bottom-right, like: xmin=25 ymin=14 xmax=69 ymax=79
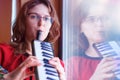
xmin=0 ymin=0 xmax=65 ymax=80
xmin=66 ymin=0 xmax=120 ymax=80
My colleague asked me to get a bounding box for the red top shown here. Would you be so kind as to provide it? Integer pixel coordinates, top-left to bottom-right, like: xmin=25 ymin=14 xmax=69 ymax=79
xmin=0 ymin=43 xmax=64 ymax=80
xmin=66 ymin=53 xmax=102 ymax=80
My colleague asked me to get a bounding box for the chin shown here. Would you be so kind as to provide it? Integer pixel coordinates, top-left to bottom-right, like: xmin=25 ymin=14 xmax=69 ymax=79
xmin=40 ymin=37 xmax=46 ymax=41
xmin=95 ymin=38 xmax=105 ymax=43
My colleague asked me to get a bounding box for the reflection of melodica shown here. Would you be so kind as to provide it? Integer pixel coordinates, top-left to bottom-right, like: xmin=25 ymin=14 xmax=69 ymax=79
xmin=93 ymin=41 xmax=120 ymax=79
xmin=32 ymin=31 xmax=59 ymax=80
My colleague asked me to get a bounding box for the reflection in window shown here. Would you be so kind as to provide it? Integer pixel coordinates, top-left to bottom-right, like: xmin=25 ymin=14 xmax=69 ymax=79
xmin=62 ymin=0 xmax=120 ymax=80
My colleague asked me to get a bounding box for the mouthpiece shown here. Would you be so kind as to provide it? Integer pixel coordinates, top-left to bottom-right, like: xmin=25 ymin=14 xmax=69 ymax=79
xmin=36 ymin=30 xmax=41 ymax=40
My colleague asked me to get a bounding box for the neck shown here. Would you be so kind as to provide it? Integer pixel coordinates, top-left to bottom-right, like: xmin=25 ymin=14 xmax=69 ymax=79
xmin=85 ymin=42 xmax=100 ymax=57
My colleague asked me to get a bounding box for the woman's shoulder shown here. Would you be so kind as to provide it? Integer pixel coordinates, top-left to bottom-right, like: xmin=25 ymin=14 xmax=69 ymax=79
xmin=0 ymin=43 xmax=15 ymax=56
xmin=0 ymin=43 xmax=11 ymax=46
xmin=67 ymin=51 xmax=102 ymax=62
xmin=66 ymin=56 xmax=82 ymax=64
xmin=0 ymin=43 xmax=13 ymax=50
xmin=67 ymin=51 xmax=85 ymax=60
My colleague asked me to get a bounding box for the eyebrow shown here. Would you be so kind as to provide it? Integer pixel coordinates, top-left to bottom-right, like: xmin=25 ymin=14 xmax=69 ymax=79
xmin=27 ymin=12 xmax=51 ymax=17
xmin=86 ymin=16 xmax=96 ymax=18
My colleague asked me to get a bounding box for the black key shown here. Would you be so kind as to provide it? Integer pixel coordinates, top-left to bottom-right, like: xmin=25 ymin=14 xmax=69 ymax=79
xmin=46 ymin=71 xmax=58 ymax=76
xmin=45 ymin=68 xmax=58 ymax=74
xmin=41 ymin=43 xmax=53 ymax=52
xmin=43 ymin=58 xmax=49 ymax=64
xmin=103 ymin=51 xmax=117 ymax=57
xmin=44 ymin=63 xmax=54 ymax=68
xmin=41 ymin=42 xmax=52 ymax=49
xmin=97 ymin=44 xmax=112 ymax=52
xmin=42 ymin=52 xmax=53 ymax=58
xmin=47 ymin=77 xmax=55 ymax=80
xmin=42 ymin=47 xmax=53 ymax=52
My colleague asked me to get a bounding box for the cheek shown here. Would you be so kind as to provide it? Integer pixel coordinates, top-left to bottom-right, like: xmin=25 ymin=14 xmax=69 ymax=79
xmin=25 ymin=27 xmax=36 ymax=39
xmin=25 ymin=20 xmax=37 ymax=32
xmin=81 ymin=23 xmax=95 ymax=39
xmin=26 ymin=24 xmax=35 ymax=34
xmin=81 ymin=23 xmax=92 ymax=34
xmin=45 ymin=24 xmax=52 ymax=33
xmin=25 ymin=22 xmax=37 ymax=40
xmin=44 ymin=27 xmax=51 ymax=37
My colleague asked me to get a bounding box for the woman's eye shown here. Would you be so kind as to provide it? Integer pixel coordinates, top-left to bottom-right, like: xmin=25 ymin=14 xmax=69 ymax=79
xmin=30 ymin=15 xmax=37 ymax=19
xmin=86 ymin=16 xmax=95 ymax=22
xmin=44 ymin=17 xmax=49 ymax=21
xmin=28 ymin=13 xmax=39 ymax=20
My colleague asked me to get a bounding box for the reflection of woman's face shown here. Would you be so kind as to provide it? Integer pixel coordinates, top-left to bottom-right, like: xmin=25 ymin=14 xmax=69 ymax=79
xmin=81 ymin=5 xmax=109 ymax=44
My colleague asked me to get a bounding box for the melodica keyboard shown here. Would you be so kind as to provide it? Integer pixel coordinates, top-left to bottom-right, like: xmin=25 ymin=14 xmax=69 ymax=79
xmin=32 ymin=40 xmax=59 ymax=80
xmin=93 ymin=41 xmax=120 ymax=79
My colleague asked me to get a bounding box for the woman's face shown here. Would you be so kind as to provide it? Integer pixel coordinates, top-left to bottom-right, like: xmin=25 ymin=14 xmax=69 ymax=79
xmin=81 ymin=5 xmax=109 ymax=44
xmin=25 ymin=4 xmax=52 ymax=42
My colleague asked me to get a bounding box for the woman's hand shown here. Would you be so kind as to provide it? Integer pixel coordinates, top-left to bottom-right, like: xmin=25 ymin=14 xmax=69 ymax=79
xmin=4 ymin=56 xmax=41 ymax=80
xmin=90 ymin=57 xmax=120 ymax=80
xmin=49 ymin=57 xmax=66 ymax=80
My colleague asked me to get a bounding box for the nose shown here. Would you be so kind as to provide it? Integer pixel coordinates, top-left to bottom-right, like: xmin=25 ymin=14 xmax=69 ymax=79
xmin=95 ymin=20 xmax=105 ymax=30
xmin=38 ymin=18 xmax=45 ymax=27
xmin=95 ymin=19 xmax=104 ymax=26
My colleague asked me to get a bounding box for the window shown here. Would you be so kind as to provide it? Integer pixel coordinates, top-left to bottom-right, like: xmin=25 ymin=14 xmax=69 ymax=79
xmin=62 ymin=0 xmax=120 ymax=80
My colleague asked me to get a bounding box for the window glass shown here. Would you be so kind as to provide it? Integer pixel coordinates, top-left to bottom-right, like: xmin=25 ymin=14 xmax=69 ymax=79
xmin=62 ymin=0 xmax=120 ymax=80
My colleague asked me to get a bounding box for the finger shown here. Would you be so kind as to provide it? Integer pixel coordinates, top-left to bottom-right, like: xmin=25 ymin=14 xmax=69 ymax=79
xmin=113 ymin=57 xmax=120 ymax=65
xmin=24 ymin=71 xmax=35 ymax=79
xmin=102 ymin=72 xmax=115 ymax=79
xmin=21 ymin=56 xmax=41 ymax=68
xmin=103 ymin=60 xmax=117 ymax=68
xmin=98 ymin=58 xmax=116 ymax=68
xmin=100 ymin=57 xmax=114 ymax=64
xmin=49 ymin=57 xmax=65 ymax=74
xmin=102 ymin=64 xmax=117 ymax=73
xmin=102 ymin=58 xmax=120 ymax=69
xmin=27 ymin=57 xmax=41 ymax=67
xmin=49 ymin=57 xmax=60 ymax=67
